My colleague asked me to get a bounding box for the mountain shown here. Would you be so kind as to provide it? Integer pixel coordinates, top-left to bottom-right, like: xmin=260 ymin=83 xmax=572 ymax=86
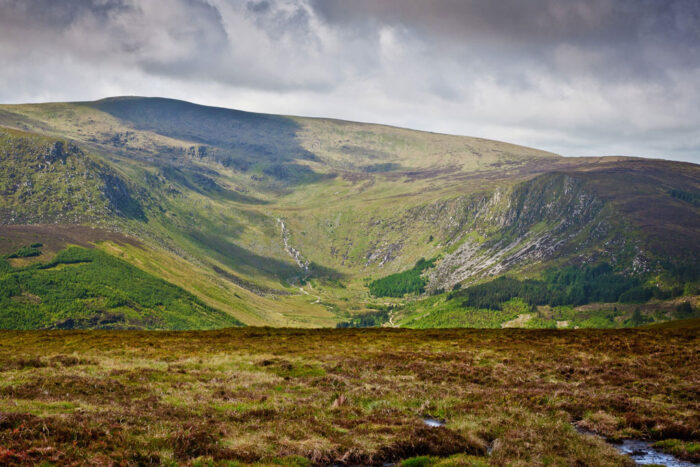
xmin=0 ymin=96 xmax=698 ymax=329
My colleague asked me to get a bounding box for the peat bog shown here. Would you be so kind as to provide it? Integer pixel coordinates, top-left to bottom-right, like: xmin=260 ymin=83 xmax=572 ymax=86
xmin=0 ymin=325 xmax=697 ymax=466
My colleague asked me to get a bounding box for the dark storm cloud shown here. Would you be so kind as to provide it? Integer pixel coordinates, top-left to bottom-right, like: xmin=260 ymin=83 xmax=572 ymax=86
xmin=0 ymin=0 xmax=699 ymax=162
xmin=312 ymin=0 xmax=699 ymax=45
xmin=312 ymin=0 xmax=700 ymax=78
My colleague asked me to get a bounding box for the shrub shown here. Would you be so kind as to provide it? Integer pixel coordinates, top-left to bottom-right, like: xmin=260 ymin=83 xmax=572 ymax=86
xmin=6 ymin=245 xmax=42 ymax=259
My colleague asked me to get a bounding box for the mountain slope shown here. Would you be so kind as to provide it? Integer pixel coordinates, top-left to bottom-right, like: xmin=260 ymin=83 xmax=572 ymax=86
xmin=0 ymin=96 xmax=698 ymax=329
xmin=0 ymin=243 xmax=242 ymax=330
xmin=0 ymin=127 xmax=144 ymax=224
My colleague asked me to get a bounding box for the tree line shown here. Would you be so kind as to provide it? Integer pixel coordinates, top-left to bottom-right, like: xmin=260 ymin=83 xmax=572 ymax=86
xmin=451 ymin=263 xmax=684 ymax=310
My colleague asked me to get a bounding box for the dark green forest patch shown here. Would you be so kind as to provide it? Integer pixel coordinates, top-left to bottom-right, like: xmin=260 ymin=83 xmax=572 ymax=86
xmin=369 ymin=258 xmax=437 ymax=298
xmin=452 ymin=263 xmax=685 ymax=310
xmin=0 ymin=247 xmax=242 ymax=330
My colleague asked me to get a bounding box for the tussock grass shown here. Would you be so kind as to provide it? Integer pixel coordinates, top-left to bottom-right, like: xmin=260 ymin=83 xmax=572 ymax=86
xmin=0 ymin=326 xmax=697 ymax=465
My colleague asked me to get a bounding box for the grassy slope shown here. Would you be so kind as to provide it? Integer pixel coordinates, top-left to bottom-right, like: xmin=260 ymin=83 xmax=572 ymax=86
xmin=0 ymin=97 xmax=699 ymax=328
xmin=0 ymin=245 xmax=242 ymax=330
xmin=395 ymin=294 xmax=700 ymax=330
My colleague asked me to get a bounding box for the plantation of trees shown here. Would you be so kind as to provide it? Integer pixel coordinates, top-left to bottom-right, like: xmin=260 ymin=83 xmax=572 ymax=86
xmin=0 ymin=246 xmax=241 ymax=330
xmin=669 ymin=188 xmax=700 ymax=207
xmin=368 ymin=258 xmax=436 ymax=297
xmin=452 ymin=263 xmax=684 ymax=310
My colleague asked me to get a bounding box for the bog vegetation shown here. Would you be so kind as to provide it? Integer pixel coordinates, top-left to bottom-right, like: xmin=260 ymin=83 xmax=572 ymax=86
xmin=0 ymin=326 xmax=697 ymax=465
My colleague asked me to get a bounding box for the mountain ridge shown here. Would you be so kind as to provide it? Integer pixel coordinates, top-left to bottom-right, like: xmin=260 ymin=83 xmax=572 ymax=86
xmin=0 ymin=96 xmax=698 ymax=329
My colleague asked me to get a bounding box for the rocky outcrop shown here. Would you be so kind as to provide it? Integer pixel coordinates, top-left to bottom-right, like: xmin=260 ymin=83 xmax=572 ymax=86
xmin=0 ymin=130 xmax=147 ymax=226
xmin=427 ymin=173 xmax=620 ymax=292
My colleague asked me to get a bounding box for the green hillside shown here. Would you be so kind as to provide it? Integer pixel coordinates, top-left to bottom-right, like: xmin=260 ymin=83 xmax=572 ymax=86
xmin=0 ymin=245 xmax=242 ymax=330
xmin=0 ymin=97 xmax=698 ymax=329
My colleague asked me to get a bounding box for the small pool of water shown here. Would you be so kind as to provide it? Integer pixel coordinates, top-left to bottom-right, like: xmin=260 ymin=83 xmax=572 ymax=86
xmin=423 ymin=417 xmax=445 ymax=428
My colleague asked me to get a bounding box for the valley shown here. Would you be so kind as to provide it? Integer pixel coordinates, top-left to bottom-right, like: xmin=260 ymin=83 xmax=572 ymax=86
xmin=2 ymin=2 xmax=698 ymax=465
xmin=0 ymin=97 xmax=698 ymax=329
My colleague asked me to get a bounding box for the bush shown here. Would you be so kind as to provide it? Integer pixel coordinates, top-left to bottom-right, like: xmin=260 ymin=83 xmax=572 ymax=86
xmin=627 ymin=308 xmax=651 ymax=327
xmin=6 ymin=245 xmax=42 ymax=259
xmin=674 ymin=301 xmax=694 ymax=319
xmin=171 ymin=424 xmax=219 ymax=460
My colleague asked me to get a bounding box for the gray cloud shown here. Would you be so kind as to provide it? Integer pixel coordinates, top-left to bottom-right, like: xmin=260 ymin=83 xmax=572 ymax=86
xmin=0 ymin=0 xmax=699 ymax=162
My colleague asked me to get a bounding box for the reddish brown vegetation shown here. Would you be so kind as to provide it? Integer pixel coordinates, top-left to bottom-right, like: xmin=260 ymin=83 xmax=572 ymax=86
xmin=0 ymin=325 xmax=696 ymax=465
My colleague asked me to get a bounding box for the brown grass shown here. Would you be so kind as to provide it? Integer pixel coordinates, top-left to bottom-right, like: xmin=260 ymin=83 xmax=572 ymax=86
xmin=0 ymin=325 xmax=696 ymax=465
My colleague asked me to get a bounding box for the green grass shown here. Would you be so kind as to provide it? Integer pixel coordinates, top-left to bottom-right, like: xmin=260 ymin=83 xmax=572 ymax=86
xmin=395 ymin=291 xmax=700 ymax=330
xmin=0 ymin=246 xmax=242 ymax=330
xmin=0 ymin=97 xmax=698 ymax=329
xmin=389 ymin=262 xmax=699 ymax=329
xmin=653 ymin=439 xmax=700 ymax=463
xmin=398 ymin=298 xmax=530 ymax=329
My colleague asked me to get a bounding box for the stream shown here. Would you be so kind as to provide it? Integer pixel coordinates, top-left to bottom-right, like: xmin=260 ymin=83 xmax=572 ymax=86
xmin=423 ymin=418 xmax=445 ymax=428
xmin=611 ymin=439 xmax=696 ymax=466
xmin=276 ymin=218 xmax=310 ymax=273
xmin=575 ymin=426 xmax=696 ymax=466
xmin=421 ymin=420 xmax=695 ymax=466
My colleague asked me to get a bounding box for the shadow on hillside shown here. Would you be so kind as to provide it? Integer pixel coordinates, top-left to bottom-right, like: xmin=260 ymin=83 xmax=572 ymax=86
xmin=157 ymin=165 xmax=268 ymax=204
xmin=90 ymin=97 xmax=325 ymax=185
xmin=188 ymin=230 xmax=344 ymax=283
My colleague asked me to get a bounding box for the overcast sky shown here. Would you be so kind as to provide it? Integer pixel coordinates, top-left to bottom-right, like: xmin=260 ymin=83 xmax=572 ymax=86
xmin=1 ymin=0 xmax=699 ymax=162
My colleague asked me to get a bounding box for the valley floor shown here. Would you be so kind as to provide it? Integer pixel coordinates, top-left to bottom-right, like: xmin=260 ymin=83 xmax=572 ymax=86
xmin=0 ymin=325 xmax=698 ymax=466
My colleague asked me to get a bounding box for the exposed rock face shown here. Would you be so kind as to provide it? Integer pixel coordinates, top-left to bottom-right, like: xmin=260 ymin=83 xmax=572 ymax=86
xmin=0 ymin=131 xmax=147 ymax=225
xmin=46 ymin=141 xmax=68 ymax=163
xmin=365 ymin=242 xmax=403 ymax=268
xmin=426 ymin=173 xmax=619 ymax=292
xmin=309 ymin=172 xmax=633 ymax=286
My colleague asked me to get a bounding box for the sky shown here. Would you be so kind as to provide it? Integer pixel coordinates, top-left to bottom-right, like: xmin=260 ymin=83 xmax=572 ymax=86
xmin=1 ymin=0 xmax=699 ymax=163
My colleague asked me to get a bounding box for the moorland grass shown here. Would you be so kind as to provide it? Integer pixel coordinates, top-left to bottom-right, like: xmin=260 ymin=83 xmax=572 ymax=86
xmin=0 ymin=325 xmax=697 ymax=465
